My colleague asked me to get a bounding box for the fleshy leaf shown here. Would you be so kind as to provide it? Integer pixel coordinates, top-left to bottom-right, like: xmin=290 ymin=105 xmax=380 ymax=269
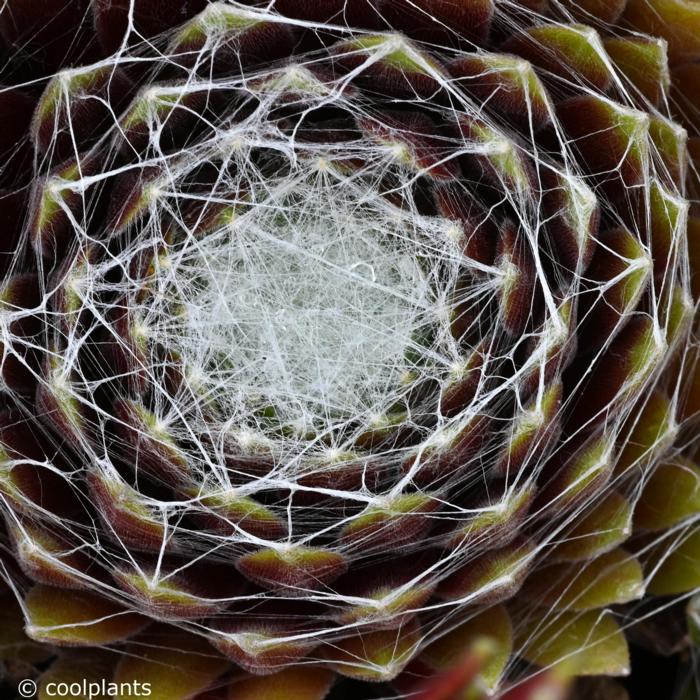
xmin=114 ymin=628 xmax=228 ymax=700
xmin=550 ymin=491 xmax=632 ymax=562
xmin=635 ymin=459 xmax=700 ymax=531
xmin=437 ymin=539 xmax=535 ymax=604
xmin=38 ymin=651 xmax=116 ymax=700
xmin=446 ymin=486 xmax=534 ymax=552
xmin=335 ymin=556 xmax=436 ymax=629
xmin=494 ymin=380 xmax=562 ymax=477
xmin=559 ymin=0 xmax=626 ymax=23
xmin=0 ymin=593 xmax=51 ymax=666
xmin=515 ymin=609 xmax=630 ymax=676
xmin=88 ymin=471 xmax=168 ymax=552
xmin=449 ymin=52 xmax=551 ymax=131
xmin=566 ymin=316 xmax=665 ymax=429
xmin=622 ymin=0 xmax=700 ymax=63
xmin=581 ymin=226 xmax=651 ymax=351
xmin=605 ymin=37 xmax=670 ymax=105
xmin=420 ymin=605 xmax=512 ymax=692
xmin=521 ymin=548 xmax=645 ymax=611
xmin=503 ymin=24 xmax=612 ymax=92
xmin=380 ymin=0 xmax=494 ymax=45
xmin=113 ymin=560 xmax=245 ymax=620
xmin=649 ymin=115 xmax=688 ymax=190
xmin=360 ymin=111 xmax=461 ymax=181
xmin=535 ymin=433 xmax=614 ymax=513
xmin=9 ymin=520 xmax=92 ymax=590
xmin=192 ymin=489 xmax=287 ymax=540
xmin=341 ymin=492 xmax=439 ymax=550
xmin=236 ymin=545 xmax=347 ymax=593
xmin=557 ymin=95 xmax=650 ymax=197
xmin=647 ymin=530 xmax=700 ymax=595
xmin=210 ymin=603 xmax=323 ymax=674
xmin=334 ymin=34 xmax=444 ymax=99
xmin=615 ymin=391 xmax=676 ymax=475
xmin=228 ymin=667 xmax=334 ymax=700
xmin=324 ymin=618 xmax=421 ymax=682
xmin=24 ymin=585 xmax=148 ymax=646
xmin=648 ymin=179 xmax=689 ymax=283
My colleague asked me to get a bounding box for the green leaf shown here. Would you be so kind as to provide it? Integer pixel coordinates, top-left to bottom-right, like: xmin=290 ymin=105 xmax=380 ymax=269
xmin=550 ymin=491 xmax=632 ymax=562
xmin=228 ymin=667 xmax=334 ymax=700
xmin=114 ymin=628 xmax=228 ymax=700
xmin=25 ymin=586 xmax=148 ymax=647
xmin=648 ymin=530 xmax=700 ymax=596
xmin=515 ymin=610 xmax=629 ymax=676
xmin=521 ymin=549 xmax=644 ymax=611
xmin=420 ymin=605 xmax=512 ymax=691
xmin=325 ymin=619 xmax=421 ymax=682
xmin=635 ymin=459 xmax=700 ymax=531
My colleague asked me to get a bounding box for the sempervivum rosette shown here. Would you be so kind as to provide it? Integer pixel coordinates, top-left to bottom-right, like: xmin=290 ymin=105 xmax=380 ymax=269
xmin=0 ymin=1 xmax=699 ymax=699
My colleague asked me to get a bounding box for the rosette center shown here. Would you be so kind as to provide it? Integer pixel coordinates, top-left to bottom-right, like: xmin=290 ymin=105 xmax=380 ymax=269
xmin=148 ymin=158 xmax=469 ymax=449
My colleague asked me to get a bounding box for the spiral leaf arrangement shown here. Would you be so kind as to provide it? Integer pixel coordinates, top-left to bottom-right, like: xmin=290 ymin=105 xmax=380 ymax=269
xmin=0 ymin=1 xmax=699 ymax=699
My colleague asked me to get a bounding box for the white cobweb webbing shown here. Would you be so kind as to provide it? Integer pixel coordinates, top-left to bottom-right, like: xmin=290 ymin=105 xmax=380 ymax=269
xmin=0 ymin=0 xmax=697 ymax=696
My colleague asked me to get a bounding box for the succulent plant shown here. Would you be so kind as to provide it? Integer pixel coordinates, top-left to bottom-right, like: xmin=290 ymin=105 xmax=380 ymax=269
xmin=0 ymin=1 xmax=699 ymax=699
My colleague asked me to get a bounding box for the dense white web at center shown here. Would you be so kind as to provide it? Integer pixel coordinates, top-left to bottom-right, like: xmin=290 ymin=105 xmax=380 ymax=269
xmin=144 ymin=160 xmax=467 ymax=445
